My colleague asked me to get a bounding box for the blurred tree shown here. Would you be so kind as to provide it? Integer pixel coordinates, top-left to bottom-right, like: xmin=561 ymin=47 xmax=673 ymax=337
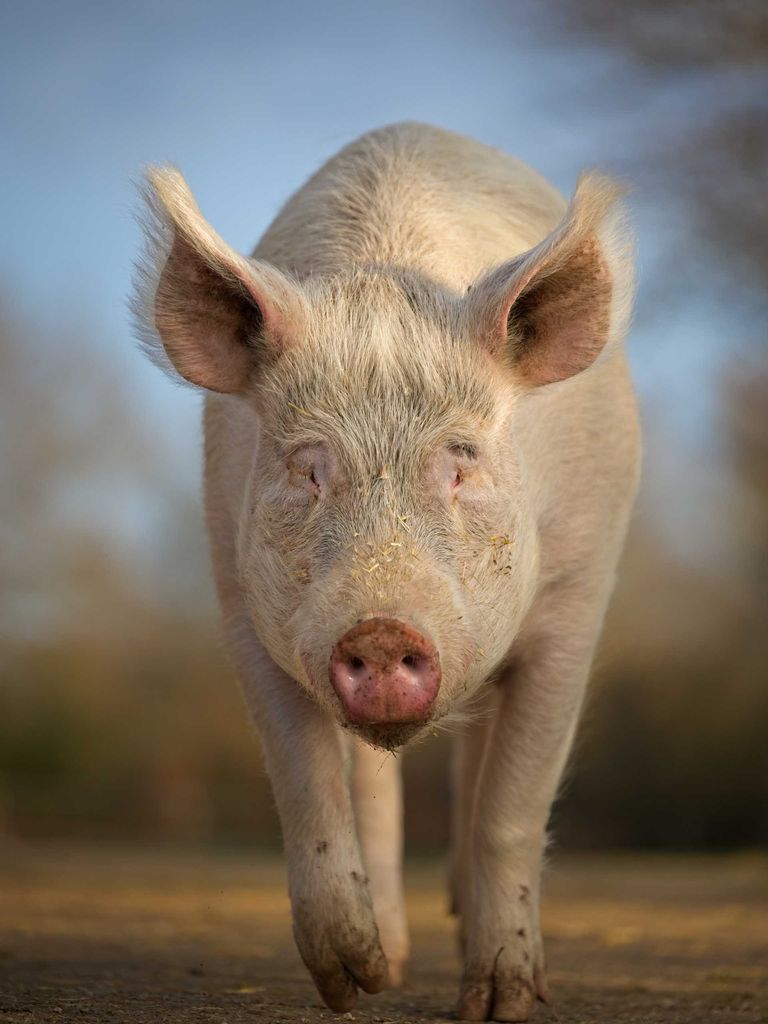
xmin=552 ymin=0 xmax=768 ymax=295
xmin=558 ymin=0 xmax=767 ymax=68
xmin=541 ymin=0 xmax=768 ymax=847
xmin=0 ymin=301 xmax=277 ymax=843
xmin=0 ymin=298 xmax=211 ymax=644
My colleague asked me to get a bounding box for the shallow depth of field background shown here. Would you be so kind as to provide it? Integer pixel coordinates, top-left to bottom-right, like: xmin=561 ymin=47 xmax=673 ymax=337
xmin=1 ymin=0 xmax=766 ymax=852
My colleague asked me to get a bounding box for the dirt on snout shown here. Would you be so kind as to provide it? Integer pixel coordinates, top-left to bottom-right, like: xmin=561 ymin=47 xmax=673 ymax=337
xmin=0 ymin=843 xmax=766 ymax=1024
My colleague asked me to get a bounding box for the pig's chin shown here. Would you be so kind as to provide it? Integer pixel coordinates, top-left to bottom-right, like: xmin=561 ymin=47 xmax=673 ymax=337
xmin=349 ymin=718 xmax=429 ymax=751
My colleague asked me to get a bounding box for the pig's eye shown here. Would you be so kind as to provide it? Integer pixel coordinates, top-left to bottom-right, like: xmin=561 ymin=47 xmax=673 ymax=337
xmin=287 ymin=450 xmax=323 ymax=498
xmin=439 ymin=441 xmax=478 ymax=496
xmin=289 ymin=465 xmax=320 ymax=497
xmin=286 ymin=444 xmax=337 ymax=499
xmin=433 ymin=441 xmax=491 ymax=504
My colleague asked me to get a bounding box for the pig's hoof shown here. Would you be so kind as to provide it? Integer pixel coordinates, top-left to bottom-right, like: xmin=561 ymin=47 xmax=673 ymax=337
xmin=308 ymin=938 xmax=388 ymax=1012
xmin=457 ymin=960 xmax=537 ymax=1022
xmin=377 ymin=913 xmax=409 ymax=988
xmin=386 ymin=956 xmax=407 ymax=988
xmin=293 ymin=905 xmax=388 ymax=1012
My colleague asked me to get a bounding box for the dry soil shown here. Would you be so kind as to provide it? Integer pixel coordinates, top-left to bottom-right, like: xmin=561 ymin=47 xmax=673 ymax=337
xmin=0 ymin=843 xmax=766 ymax=1023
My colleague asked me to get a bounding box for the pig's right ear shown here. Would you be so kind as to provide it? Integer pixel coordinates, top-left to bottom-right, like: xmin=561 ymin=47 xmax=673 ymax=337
xmin=132 ymin=167 xmax=304 ymax=393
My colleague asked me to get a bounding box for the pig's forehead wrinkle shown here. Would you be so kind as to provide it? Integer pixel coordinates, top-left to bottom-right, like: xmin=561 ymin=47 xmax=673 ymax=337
xmin=303 ymin=263 xmax=458 ymax=319
xmin=266 ymin=271 xmax=497 ymax=401
xmin=262 ymin=348 xmax=499 ymax=460
xmin=300 ymin=264 xmax=472 ymax=346
xmin=253 ymin=265 xmax=514 ymax=464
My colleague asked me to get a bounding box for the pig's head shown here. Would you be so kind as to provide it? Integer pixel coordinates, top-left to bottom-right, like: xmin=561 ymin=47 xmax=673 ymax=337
xmin=135 ymin=168 xmax=631 ymax=748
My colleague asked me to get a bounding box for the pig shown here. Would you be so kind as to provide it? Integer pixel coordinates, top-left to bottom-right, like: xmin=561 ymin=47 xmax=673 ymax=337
xmin=134 ymin=122 xmax=640 ymax=1022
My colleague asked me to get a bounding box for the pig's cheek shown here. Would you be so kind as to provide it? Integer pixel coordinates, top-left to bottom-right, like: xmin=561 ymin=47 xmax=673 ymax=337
xmin=460 ymin=642 xmax=478 ymax=675
xmin=243 ymin=532 xmax=304 ymax=631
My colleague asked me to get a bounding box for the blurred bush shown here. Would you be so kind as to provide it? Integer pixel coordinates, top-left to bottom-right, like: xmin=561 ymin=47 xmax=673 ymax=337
xmin=0 ymin=302 xmax=276 ymax=845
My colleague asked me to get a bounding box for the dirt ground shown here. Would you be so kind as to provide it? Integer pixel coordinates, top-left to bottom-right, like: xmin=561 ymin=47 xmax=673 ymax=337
xmin=0 ymin=843 xmax=765 ymax=1024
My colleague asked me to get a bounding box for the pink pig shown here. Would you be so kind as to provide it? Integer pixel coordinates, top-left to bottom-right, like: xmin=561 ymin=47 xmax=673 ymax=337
xmin=135 ymin=123 xmax=640 ymax=1022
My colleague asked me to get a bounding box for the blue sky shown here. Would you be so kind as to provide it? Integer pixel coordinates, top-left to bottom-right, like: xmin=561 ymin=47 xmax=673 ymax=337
xmin=0 ymin=0 xmax=744 ymax=581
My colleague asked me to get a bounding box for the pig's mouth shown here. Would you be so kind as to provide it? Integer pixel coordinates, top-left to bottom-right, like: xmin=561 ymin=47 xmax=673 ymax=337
xmin=355 ymin=717 xmax=431 ymax=750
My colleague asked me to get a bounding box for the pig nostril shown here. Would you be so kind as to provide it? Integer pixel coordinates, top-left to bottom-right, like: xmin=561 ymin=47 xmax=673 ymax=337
xmin=330 ymin=618 xmax=441 ymax=728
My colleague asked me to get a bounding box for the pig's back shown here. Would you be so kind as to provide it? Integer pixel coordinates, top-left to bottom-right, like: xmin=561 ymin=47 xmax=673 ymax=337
xmin=254 ymin=123 xmax=567 ymax=287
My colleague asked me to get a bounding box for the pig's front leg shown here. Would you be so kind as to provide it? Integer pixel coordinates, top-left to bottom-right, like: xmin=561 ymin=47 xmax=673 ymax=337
xmin=351 ymin=739 xmax=409 ymax=986
xmin=458 ymin=581 xmax=610 ymax=1022
xmin=450 ymin=685 xmax=496 ymax=945
xmin=227 ymin=615 xmax=388 ymax=1012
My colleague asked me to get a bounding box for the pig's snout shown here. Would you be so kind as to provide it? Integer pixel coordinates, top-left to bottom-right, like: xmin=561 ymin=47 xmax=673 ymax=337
xmin=330 ymin=617 xmax=441 ymax=726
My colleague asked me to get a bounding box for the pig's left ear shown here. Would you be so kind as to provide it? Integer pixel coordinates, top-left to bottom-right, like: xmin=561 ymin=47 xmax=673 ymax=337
xmin=466 ymin=173 xmax=634 ymax=386
xmin=133 ymin=167 xmax=305 ymax=393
